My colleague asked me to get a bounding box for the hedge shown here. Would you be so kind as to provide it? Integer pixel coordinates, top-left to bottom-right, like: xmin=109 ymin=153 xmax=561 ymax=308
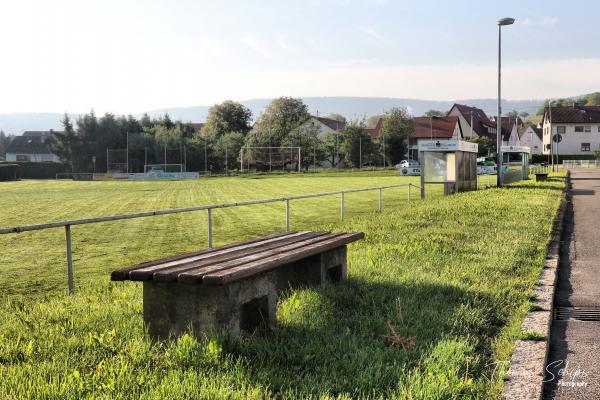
xmin=0 ymin=162 xmax=69 ymax=179
xmin=0 ymin=164 xmax=20 ymax=181
xmin=530 ymin=154 xmax=598 ymax=164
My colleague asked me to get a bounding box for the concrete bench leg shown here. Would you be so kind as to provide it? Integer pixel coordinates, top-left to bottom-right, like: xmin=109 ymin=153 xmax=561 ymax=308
xmin=143 ymin=271 xmax=278 ymax=340
xmin=276 ymin=245 xmax=347 ymax=290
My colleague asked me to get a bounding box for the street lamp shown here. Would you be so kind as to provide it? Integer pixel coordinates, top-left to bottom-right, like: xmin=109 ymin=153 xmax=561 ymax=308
xmin=496 ymin=17 xmax=515 ymax=187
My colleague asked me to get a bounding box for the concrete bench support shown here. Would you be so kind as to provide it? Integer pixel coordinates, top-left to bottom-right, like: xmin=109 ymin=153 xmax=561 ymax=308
xmin=142 ymin=245 xmax=348 ymax=340
xmin=143 ymin=271 xmax=279 ymax=340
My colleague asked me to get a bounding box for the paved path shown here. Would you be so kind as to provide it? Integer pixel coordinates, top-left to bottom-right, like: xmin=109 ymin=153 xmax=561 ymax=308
xmin=544 ymin=168 xmax=600 ymax=399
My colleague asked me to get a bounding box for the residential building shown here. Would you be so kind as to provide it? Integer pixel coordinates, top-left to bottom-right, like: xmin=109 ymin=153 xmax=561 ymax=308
xmin=294 ymin=116 xmax=346 ymax=138
xmin=540 ymin=105 xmax=600 ymax=155
xmin=447 ymin=104 xmax=497 ymax=139
xmin=490 ymin=116 xmax=522 ymax=146
xmin=365 ymin=116 xmax=383 ymax=139
xmin=5 ymin=131 xmax=60 ymax=162
xmin=518 ymin=125 xmax=543 ymax=155
xmin=408 ymin=116 xmax=463 ymax=160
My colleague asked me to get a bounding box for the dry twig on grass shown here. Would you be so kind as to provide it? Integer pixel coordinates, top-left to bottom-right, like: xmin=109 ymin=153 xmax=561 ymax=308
xmin=381 ymin=320 xmax=416 ymax=356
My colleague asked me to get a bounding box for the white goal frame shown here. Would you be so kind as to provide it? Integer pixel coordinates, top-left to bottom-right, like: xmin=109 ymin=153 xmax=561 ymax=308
xmin=240 ymin=146 xmax=301 ymax=173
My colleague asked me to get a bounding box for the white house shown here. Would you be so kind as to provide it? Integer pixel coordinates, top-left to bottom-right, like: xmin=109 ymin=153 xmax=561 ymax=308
xmin=5 ymin=131 xmax=60 ymax=162
xmin=294 ymin=116 xmax=346 ymax=138
xmin=540 ymin=105 xmax=600 ymax=155
xmin=518 ymin=125 xmax=543 ymax=155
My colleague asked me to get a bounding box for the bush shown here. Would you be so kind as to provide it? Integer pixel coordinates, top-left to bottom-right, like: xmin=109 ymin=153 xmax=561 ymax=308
xmin=0 ymin=162 xmax=69 ymax=179
xmin=0 ymin=164 xmax=20 ymax=181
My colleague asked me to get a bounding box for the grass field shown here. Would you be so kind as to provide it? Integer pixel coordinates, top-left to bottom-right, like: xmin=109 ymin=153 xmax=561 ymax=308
xmin=0 ymin=171 xmax=563 ymax=399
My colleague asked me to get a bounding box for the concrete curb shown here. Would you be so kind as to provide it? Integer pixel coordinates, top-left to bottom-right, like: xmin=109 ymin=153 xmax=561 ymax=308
xmin=502 ymin=171 xmax=570 ymax=400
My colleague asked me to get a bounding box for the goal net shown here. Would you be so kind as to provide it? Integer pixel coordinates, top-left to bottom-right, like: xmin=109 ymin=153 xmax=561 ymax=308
xmin=240 ymin=146 xmax=301 ymax=173
xmin=107 ymin=149 xmax=128 ymax=173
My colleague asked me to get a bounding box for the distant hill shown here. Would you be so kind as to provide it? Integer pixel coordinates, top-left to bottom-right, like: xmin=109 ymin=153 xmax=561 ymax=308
xmin=0 ymin=97 xmax=546 ymax=135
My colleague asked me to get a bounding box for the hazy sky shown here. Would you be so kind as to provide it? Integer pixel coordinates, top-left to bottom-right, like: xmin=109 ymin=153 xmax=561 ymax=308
xmin=1 ymin=0 xmax=599 ymax=114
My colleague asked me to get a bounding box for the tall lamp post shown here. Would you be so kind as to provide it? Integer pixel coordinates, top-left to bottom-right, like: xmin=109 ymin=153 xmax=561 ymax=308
xmin=496 ymin=17 xmax=515 ymax=187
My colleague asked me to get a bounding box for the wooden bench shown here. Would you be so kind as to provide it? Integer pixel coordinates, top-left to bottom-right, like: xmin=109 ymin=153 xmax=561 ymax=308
xmin=111 ymin=231 xmax=364 ymax=339
xmin=535 ymin=173 xmax=548 ymax=182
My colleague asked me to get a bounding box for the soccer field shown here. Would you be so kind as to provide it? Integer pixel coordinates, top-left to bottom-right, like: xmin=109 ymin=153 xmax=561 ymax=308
xmin=0 ymin=171 xmax=561 ymax=399
xmin=0 ymin=171 xmax=416 ymax=296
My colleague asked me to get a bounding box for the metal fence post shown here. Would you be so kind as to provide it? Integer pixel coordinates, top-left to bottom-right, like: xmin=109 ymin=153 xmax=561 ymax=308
xmin=408 ymin=184 xmax=411 ymax=202
xmin=487 ymin=173 xmax=490 ymax=188
xmin=207 ymin=208 xmax=213 ymax=248
xmin=340 ymin=191 xmax=345 ymax=221
xmin=378 ymin=188 xmax=382 ymax=212
xmin=65 ymin=225 xmax=74 ymax=295
xmin=285 ymin=199 xmax=290 ymax=232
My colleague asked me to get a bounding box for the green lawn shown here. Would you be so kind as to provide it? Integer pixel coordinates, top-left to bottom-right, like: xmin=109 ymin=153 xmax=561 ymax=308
xmin=0 ymin=171 xmax=561 ymax=399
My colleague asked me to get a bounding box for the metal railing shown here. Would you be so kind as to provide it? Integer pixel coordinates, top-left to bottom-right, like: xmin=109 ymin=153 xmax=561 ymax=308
xmin=563 ymin=160 xmax=600 ymax=169
xmin=0 ymin=183 xmax=420 ymax=294
xmin=477 ymin=173 xmax=497 ymax=189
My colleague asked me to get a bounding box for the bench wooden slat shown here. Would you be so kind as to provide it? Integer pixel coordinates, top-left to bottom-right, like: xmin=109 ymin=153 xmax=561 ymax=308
xmin=111 ymin=231 xmax=296 ymax=281
xmin=127 ymin=231 xmax=315 ymax=281
xmin=176 ymin=232 xmax=342 ymax=283
xmin=149 ymin=231 xmax=327 ymax=282
xmin=202 ymin=232 xmax=364 ymax=286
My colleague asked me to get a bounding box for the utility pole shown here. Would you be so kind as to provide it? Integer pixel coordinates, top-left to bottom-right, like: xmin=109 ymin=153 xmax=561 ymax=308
xmin=496 ymin=17 xmax=515 ymax=187
xmin=359 ymin=136 xmax=362 ymax=169
xmin=430 ymin=117 xmax=433 ymax=139
xmin=126 ymin=132 xmax=129 ymax=173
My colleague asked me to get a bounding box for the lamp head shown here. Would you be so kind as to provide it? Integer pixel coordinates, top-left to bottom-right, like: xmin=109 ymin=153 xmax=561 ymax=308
xmin=498 ymin=17 xmax=515 ymax=26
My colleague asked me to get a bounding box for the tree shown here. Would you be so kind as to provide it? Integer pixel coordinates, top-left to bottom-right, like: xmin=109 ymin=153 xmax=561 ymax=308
xmin=423 ymin=109 xmax=445 ymax=117
xmin=585 ymin=92 xmax=600 ymax=106
xmin=212 ymin=132 xmax=245 ymax=172
xmin=466 ymin=136 xmax=494 ymax=157
xmin=340 ymin=120 xmax=375 ymax=168
xmin=51 ymin=114 xmax=81 ymax=171
xmin=380 ymin=107 xmax=413 ymax=166
xmin=283 ymin=121 xmax=324 ymax=169
xmin=246 ymin=97 xmax=310 ymax=147
xmin=161 ymin=114 xmax=175 ymax=130
xmin=201 ymin=101 xmax=253 ymax=138
xmin=0 ymin=130 xmax=9 ymax=157
xmin=322 ymin=130 xmax=343 ymax=167
xmin=327 ymin=113 xmax=346 ymax=123
xmin=140 ymin=113 xmax=153 ymax=129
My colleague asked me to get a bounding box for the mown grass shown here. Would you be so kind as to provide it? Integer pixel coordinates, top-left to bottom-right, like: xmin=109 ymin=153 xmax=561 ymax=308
xmin=0 ymin=172 xmax=562 ymax=399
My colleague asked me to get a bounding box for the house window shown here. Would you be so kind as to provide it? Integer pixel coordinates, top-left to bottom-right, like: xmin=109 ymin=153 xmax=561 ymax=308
xmin=16 ymin=155 xmax=30 ymax=161
xmin=581 ymin=143 xmax=591 ymax=152
xmin=556 ymin=126 xmax=566 ymax=134
xmin=575 ymin=126 xmax=584 ymax=132
xmin=585 ymin=126 xmax=592 ymax=132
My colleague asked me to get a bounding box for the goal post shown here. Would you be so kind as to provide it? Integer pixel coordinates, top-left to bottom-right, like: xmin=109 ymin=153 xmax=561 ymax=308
xmin=240 ymin=146 xmax=301 ymax=173
xmin=106 ymin=149 xmax=128 ymax=173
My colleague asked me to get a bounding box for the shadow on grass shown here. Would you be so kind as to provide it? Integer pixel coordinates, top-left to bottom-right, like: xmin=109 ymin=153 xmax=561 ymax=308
xmin=226 ymin=277 xmax=506 ymax=397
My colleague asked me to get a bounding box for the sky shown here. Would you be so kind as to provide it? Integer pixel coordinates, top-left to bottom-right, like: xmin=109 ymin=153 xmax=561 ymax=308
xmin=1 ymin=0 xmax=600 ymax=114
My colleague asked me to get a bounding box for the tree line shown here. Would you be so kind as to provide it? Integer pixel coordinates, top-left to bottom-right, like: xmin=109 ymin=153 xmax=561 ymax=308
xmin=51 ymin=97 xmax=414 ymax=173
